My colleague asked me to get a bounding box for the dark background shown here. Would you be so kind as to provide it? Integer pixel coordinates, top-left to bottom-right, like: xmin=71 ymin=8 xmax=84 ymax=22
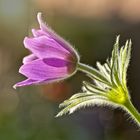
xmin=0 ymin=0 xmax=140 ymax=139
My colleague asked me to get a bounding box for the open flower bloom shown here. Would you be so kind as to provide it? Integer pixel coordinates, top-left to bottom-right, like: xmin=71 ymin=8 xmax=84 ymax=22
xmin=14 ymin=12 xmax=79 ymax=88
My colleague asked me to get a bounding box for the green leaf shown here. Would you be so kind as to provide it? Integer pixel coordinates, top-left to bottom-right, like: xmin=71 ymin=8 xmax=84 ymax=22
xmin=57 ymin=96 xmax=110 ymax=117
xmin=57 ymin=36 xmax=132 ymax=117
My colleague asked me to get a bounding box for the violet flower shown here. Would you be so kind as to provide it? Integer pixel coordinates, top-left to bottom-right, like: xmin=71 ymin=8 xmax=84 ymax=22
xmin=14 ymin=13 xmax=79 ymax=88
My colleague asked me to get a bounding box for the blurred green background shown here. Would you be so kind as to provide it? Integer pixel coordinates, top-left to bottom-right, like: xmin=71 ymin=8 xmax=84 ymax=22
xmin=0 ymin=0 xmax=140 ymax=139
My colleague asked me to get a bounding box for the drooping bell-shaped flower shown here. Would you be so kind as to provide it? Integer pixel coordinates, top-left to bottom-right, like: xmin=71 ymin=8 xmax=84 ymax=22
xmin=14 ymin=13 xmax=79 ymax=88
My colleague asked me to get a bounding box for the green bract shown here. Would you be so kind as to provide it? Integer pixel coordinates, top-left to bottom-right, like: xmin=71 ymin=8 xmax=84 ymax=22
xmin=57 ymin=36 xmax=140 ymax=128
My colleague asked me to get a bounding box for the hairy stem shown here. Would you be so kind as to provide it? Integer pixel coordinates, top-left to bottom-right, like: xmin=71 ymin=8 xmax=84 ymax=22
xmin=77 ymin=62 xmax=111 ymax=86
xmin=77 ymin=62 xmax=97 ymax=76
xmin=77 ymin=62 xmax=102 ymax=77
xmin=124 ymin=99 xmax=140 ymax=127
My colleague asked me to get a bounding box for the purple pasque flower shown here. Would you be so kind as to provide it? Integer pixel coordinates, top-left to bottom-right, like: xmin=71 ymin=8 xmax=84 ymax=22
xmin=14 ymin=12 xmax=79 ymax=88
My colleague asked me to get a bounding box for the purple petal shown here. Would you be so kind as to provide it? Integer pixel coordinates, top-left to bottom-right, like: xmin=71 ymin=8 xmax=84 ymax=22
xmin=24 ymin=36 xmax=71 ymax=60
xmin=19 ymin=58 xmax=74 ymax=81
xmin=37 ymin=13 xmax=79 ymax=60
xmin=32 ymin=29 xmax=47 ymax=37
xmin=43 ymin=58 xmax=73 ymax=67
xmin=13 ymin=79 xmax=38 ymax=88
xmin=37 ymin=12 xmax=49 ymax=32
xmin=23 ymin=54 xmax=38 ymax=64
xmin=14 ymin=77 xmax=67 ymax=88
